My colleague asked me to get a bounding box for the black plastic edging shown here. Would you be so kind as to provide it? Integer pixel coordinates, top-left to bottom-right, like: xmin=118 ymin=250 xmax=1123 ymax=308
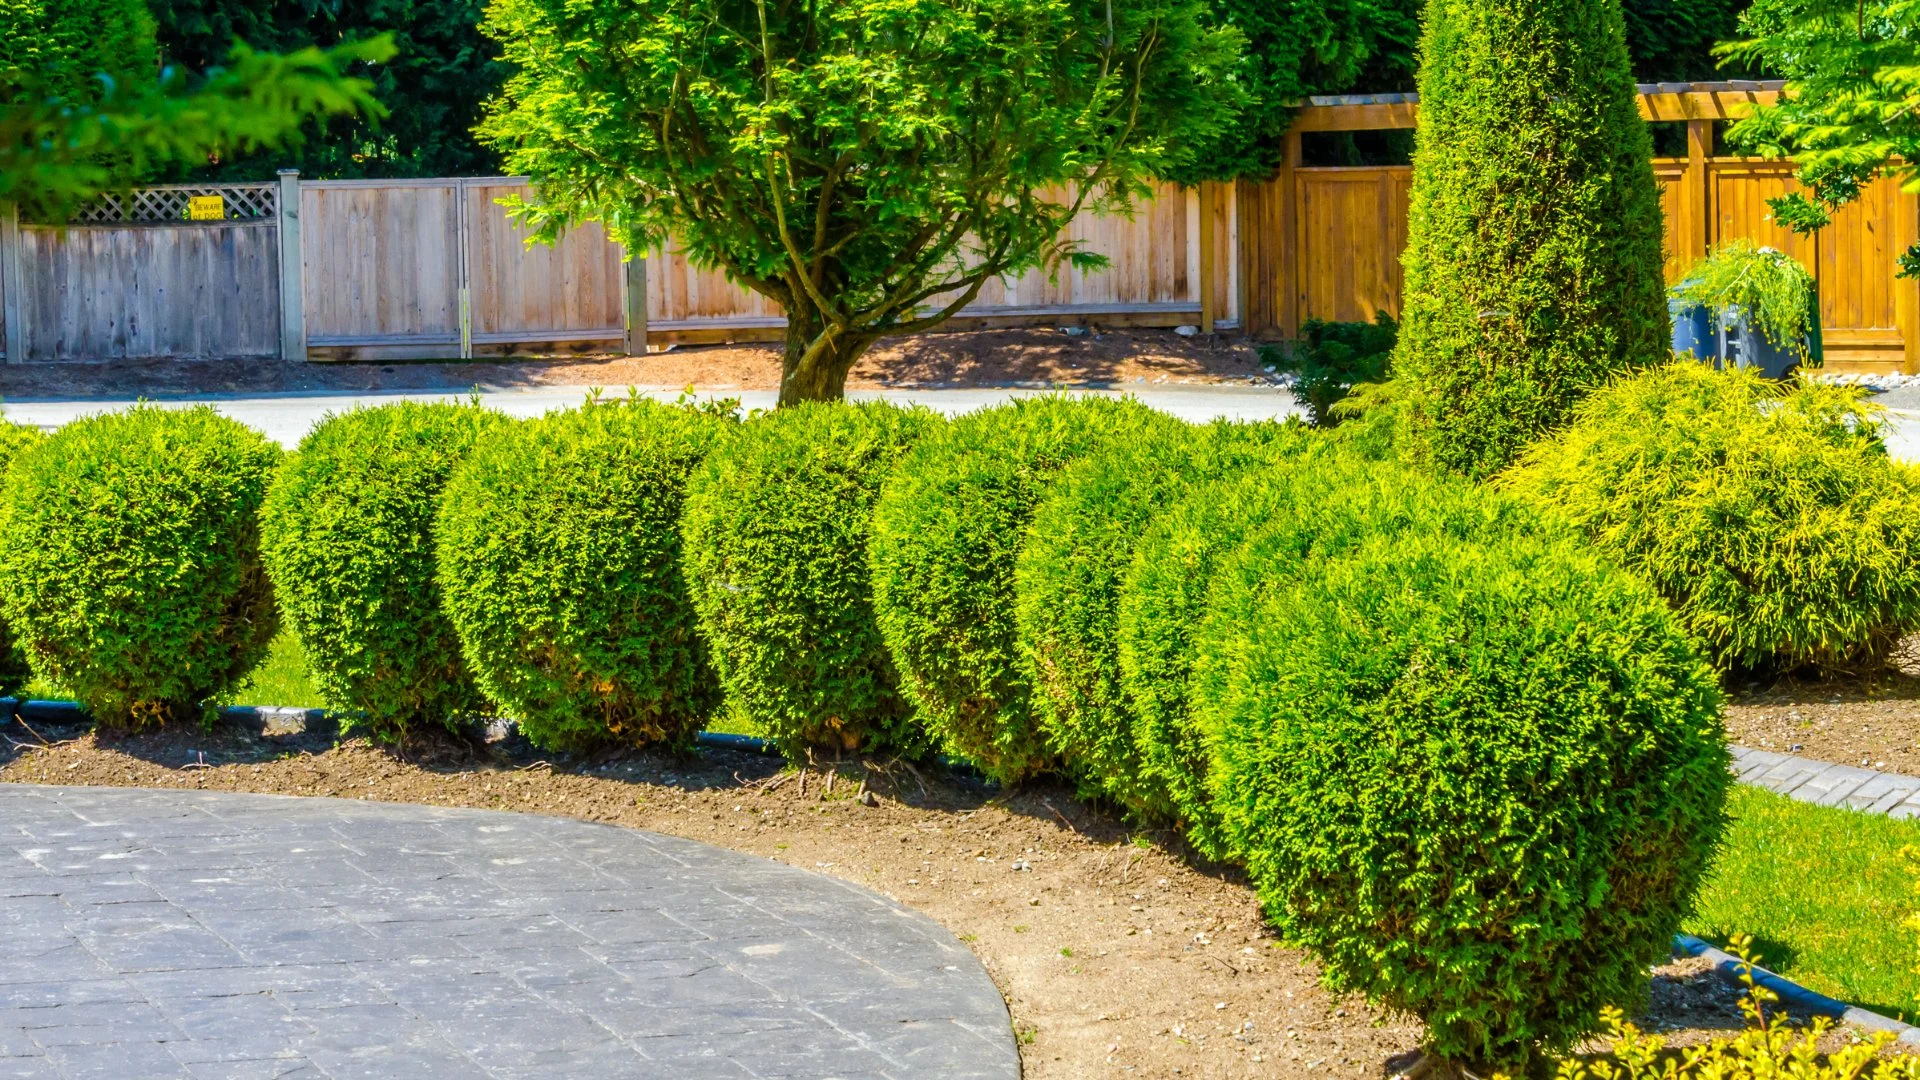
xmin=1674 ymin=933 xmax=1920 ymax=1046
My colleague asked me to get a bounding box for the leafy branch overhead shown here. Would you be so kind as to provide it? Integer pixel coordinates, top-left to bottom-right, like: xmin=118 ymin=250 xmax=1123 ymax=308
xmin=1719 ymin=0 xmax=1920 ymax=274
xmin=2 ymin=39 xmax=395 ymax=221
xmin=478 ymin=0 xmax=1245 ymax=404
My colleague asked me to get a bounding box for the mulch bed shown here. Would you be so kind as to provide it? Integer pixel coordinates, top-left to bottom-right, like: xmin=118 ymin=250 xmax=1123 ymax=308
xmin=0 ymin=328 xmax=1275 ymax=401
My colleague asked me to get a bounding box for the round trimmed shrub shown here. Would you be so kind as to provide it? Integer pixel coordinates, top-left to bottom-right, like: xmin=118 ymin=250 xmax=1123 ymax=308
xmin=436 ymin=398 xmax=730 ymax=751
xmin=1503 ymin=361 xmax=1920 ymax=672
xmin=682 ymin=401 xmax=940 ymax=758
xmin=1015 ymin=419 xmax=1305 ymax=816
xmin=869 ymin=395 xmax=1184 ymax=783
xmin=1120 ymin=452 xmax=1538 ymax=856
xmin=261 ymin=401 xmax=509 ymax=740
xmin=0 ymin=405 xmax=282 ymax=727
xmin=0 ymin=420 xmax=45 ymax=695
xmin=1201 ymin=529 xmax=1727 ymax=1074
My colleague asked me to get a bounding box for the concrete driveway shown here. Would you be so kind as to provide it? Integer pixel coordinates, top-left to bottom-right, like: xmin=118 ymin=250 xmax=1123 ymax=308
xmin=0 ymin=383 xmax=1304 ymax=449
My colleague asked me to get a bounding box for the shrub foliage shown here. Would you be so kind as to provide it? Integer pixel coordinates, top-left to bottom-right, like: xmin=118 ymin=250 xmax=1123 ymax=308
xmin=1122 ymin=451 xmax=1535 ymax=855
xmin=1394 ymin=0 xmax=1668 ymax=478
xmin=0 ymin=406 xmax=281 ymax=727
xmin=683 ymin=401 xmax=939 ymax=758
xmin=1206 ymin=530 xmax=1727 ymax=1073
xmin=1017 ymin=419 xmax=1303 ymax=815
xmin=870 ymin=395 xmax=1182 ymax=782
xmin=1505 ymin=362 xmax=1920 ymax=672
xmin=262 ymin=401 xmax=507 ymax=739
xmin=436 ymin=397 xmax=729 ymax=751
xmin=0 ymin=420 xmax=44 ymax=695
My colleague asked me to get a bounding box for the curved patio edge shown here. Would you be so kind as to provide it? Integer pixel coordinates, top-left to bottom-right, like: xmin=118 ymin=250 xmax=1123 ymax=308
xmin=0 ymin=784 xmax=1019 ymax=1080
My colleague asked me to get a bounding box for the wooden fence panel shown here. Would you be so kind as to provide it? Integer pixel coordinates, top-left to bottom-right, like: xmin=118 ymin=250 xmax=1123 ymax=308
xmin=465 ymin=182 xmax=626 ymax=345
xmin=1242 ymin=154 xmax=1920 ymax=372
xmin=17 ymin=222 xmax=278 ymax=361
xmin=301 ymin=182 xmax=461 ymax=348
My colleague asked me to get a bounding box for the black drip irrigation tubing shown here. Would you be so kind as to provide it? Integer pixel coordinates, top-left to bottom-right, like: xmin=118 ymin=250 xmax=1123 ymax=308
xmin=1673 ymin=934 xmax=1920 ymax=1047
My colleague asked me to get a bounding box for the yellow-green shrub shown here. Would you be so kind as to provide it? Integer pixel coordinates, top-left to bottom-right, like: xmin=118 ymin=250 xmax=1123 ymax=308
xmin=868 ymin=395 xmax=1183 ymax=783
xmin=261 ymin=401 xmax=508 ymax=740
xmin=436 ymin=397 xmax=730 ymax=751
xmin=1016 ymin=419 xmax=1304 ymax=816
xmin=0 ymin=420 xmax=43 ymax=695
xmin=1505 ymin=362 xmax=1920 ymax=672
xmin=0 ymin=406 xmax=282 ymax=727
xmin=1205 ymin=529 xmax=1727 ymax=1075
xmin=682 ymin=401 xmax=940 ymax=758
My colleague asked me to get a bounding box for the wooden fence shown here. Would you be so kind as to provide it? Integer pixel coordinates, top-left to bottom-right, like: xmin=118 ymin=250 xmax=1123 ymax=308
xmin=1240 ymin=81 xmax=1920 ymax=374
xmin=3 ymin=80 xmax=1917 ymax=371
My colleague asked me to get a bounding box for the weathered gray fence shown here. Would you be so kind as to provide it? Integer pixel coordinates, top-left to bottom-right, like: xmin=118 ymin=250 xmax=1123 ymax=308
xmin=0 ymin=181 xmax=286 ymax=363
xmin=0 ymin=173 xmax=1231 ymax=363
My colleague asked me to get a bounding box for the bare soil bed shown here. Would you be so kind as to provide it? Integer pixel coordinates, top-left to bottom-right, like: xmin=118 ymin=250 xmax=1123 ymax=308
xmin=0 ymin=714 xmax=1777 ymax=1077
xmin=0 ymin=327 xmax=1274 ymax=401
xmin=1724 ymin=646 xmax=1920 ymax=774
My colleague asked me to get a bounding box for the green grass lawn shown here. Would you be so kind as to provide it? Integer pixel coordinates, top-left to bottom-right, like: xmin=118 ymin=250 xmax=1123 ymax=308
xmin=22 ymin=628 xmax=325 ymax=709
xmin=1686 ymin=783 xmax=1920 ymax=1021
xmin=232 ymin=630 xmax=324 ymax=708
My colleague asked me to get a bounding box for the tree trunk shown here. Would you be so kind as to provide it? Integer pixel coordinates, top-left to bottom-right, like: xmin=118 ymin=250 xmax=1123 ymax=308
xmin=777 ymin=315 xmax=872 ymax=406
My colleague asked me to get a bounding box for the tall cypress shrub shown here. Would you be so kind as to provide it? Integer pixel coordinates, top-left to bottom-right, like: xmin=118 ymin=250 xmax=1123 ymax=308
xmin=1394 ymin=0 xmax=1668 ymax=478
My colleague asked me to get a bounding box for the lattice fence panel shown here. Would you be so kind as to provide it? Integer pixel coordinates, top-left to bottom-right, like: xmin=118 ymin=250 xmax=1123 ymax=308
xmin=53 ymin=183 xmax=277 ymax=225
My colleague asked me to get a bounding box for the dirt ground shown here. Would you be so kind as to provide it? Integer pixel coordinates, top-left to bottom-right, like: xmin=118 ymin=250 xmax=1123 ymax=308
xmin=1724 ymin=644 xmax=1920 ymax=775
xmin=0 ymin=713 xmax=1787 ymax=1078
xmin=0 ymin=328 xmax=1275 ymax=401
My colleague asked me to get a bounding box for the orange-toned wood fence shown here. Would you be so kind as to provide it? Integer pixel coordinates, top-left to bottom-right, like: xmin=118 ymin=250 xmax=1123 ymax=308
xmin=1239 ymin=82 xmax=1920 ymax=374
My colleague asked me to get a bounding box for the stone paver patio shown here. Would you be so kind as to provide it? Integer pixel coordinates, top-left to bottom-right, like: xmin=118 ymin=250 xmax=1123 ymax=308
xmin=0 ymin=785 xmax=1018 ymax=1079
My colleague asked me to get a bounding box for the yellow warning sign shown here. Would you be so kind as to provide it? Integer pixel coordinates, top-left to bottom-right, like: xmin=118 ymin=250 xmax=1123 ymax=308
xmin=187 ymin=195 xmax=226 ymax=221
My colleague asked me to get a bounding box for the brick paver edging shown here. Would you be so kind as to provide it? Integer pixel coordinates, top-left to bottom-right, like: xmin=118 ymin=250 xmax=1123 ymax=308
xmin=1731 ymin=745 xmax=1920 ymax=817
xmin=0 ymin=785 xmax=1018 ymax=1080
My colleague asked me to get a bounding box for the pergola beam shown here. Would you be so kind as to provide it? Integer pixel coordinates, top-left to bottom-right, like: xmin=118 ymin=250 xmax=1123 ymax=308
xmin=1287 ymin=81 xmax=1785 ymax=133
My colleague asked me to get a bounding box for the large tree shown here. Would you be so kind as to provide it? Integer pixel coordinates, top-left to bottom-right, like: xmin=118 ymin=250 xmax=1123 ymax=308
xmin=1393 ymin=0 xmax=1669 ymax=478
xmin=1718 ymin=0 xmax=1920 ymax=272
xmin=478 ymin=0 xmax=1244 ymax=405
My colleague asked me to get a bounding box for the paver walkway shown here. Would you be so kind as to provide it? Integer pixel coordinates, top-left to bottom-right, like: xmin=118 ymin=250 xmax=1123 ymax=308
xmin=0 ymin=785 xmax=1018 ymax=1080
xmin=1732 ymin=745 xmax=1920 ymax=818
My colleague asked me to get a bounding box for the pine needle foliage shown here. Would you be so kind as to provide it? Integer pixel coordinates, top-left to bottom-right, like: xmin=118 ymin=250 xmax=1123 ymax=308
xmin=1015 ymin=419 xmax=1306 ymax=818
xmin=868 ymin=395 xmax=1183 ymax=783
xmin=1504 ymin=362 xmax=1920 ymax=673
xmin=1208 ymin=529 xmax=1726 ymax=1075
xmin=436 ymin=396 xmax=732 ymax=752
xmin=682 ymin=401 xmax=941 ymax=760
xmin=0 ymin=406 xmax=282 ymax=728
xmin=1394 ymin=0 xmax=1669 ymax=478
xmin=262 ymin=401 xmax=509 ymax=742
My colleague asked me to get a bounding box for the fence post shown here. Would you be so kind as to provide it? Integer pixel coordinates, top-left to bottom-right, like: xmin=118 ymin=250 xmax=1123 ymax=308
xmin=276 ymin=170 xmax=305 ymax=362
xmin=1901 ymin=191 xmax=1920 ymax=375
xmin=1683 ymin=119 xmax=1712 ymax=270
xmin=0 ymin=202 xmax=23 ymax=364
xmin=625 ymin=251 xmax=648 ymax=356
xmin=1198 ymin=182 xmax=1217 ymax=334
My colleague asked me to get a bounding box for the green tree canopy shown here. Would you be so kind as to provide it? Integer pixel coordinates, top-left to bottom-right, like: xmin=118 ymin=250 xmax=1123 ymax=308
xmin=147 ymin=0 xmax=505 ymax=179
xmin=1394 ymin=0 xmax=1669 ymax=478
xmin=478 ymin=0 xmax=1245 ymax=404
xmin=1 ymin=0 xmax=160 ymax=105
xmin=1719 ymin=0 xmax=1920 ymax=273
xmin=3 ymin=34 xmax=393 ymax=221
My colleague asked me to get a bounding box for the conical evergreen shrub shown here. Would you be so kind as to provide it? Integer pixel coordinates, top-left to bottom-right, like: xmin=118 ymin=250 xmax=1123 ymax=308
xmin=1394 ymin=0 xmax=1668 ymax=478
